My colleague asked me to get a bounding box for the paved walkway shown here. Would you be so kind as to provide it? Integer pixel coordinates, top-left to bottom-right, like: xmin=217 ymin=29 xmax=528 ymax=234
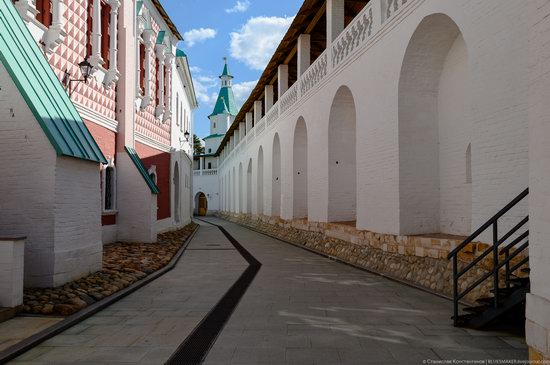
xmin=10 ymin=218 xmax=527 ymax=364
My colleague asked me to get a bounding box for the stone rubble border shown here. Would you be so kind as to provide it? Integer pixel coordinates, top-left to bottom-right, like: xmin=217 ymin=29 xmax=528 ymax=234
xmin=0 ymin=223 xmax=200 ymax=365
xmin=220 ymin=216 xmax=473 ymax=307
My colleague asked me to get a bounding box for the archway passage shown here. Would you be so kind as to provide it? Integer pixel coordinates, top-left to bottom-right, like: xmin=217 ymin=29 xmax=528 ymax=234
xmin=257 ymin=147 xmax=264 ymax=215
xmin=293 ymin=118 xmax=308 ymax=219
xmin=174 ymin=162 xmax=180 ymax=223
xmin=196 ymin=192 xmax=208 ymax=216
xmin=272 ymin=134 xmax=281 ymax=217
xmin=247 ymin=159 xmax=253 ymax=214
xmin=328 ymin=86 xmax=356 ymax=223
xmin=398 ymin=14 xmax=471 ymax=236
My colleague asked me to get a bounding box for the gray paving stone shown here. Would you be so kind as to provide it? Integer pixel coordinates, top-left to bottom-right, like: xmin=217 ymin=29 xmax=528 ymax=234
xmin=10 ymin=219 xmax=528 ymax=364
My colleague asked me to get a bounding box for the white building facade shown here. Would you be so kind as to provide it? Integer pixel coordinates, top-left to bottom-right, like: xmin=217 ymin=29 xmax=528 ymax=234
xmin=215 ymin=0 xmax=550 ymax=359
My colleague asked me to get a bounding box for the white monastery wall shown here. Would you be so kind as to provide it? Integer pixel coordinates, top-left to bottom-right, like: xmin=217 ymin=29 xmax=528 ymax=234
xmin=52 ymin=156 xmax=103 ymax=286
xmin=526 ymin=0 xmax=550 ymax=359
xmin=219 ymin=0 xmax=529 ymax=239
xmin=0 ymin=62 xmax=57 ymax=287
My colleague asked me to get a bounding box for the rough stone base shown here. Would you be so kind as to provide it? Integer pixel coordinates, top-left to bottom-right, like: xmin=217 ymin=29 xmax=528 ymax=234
xmin=218 ymin=213 xmax=527 ymax=303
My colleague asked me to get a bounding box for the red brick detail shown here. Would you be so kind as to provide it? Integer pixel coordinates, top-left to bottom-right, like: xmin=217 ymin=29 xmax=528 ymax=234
xmin=83 ymin=120 xmax=116 ymax=160
xmin=102 ymin=214 xmax=116 ymax=226
xmin=135 ymin=142 xmax=171 ymax=220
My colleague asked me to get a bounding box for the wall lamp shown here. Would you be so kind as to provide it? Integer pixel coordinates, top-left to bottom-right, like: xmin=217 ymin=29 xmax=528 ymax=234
xmin=63 ymin=58 xmax=93 ymax=97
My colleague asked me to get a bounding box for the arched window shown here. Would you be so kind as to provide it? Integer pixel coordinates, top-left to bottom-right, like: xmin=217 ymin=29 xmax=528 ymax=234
xmin=102 ymin=158 xmax=116 ymax=211
xmin=148 ymin=166 xmax=157 ymax=184
xmin=208 ymin=148 xmax=212 ymax=153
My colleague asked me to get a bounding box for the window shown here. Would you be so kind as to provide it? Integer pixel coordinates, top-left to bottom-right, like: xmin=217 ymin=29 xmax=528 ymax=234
xmin=213 ymin=122 xmax=216 ymax=129
xmin=208 ymin=149 xmax=212 ymax=153
xmin=36 ymin=0 xmax=52 ymax=27
xmin=101 ymin=1 xmax=111 ymax=68
xmin=102 ymin=159 xmax=116 ymax=212
xmin=139 ymin=43 xmax=146 ymax=93
xmin=155 ymin=59 xmax=160 ymax=105
xmin=208 ymin=162 xmax=212 ymax=169
xmin=86 ymin=0 xmax=93 ymax=56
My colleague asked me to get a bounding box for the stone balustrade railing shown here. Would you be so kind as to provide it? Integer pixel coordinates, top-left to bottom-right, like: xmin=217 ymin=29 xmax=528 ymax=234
xmin=266 ymin=100 xmax=280 ymax=126
xmin=256 ymin=116 xmax=266 ymax=134
xmin=332 ymin=2 xmax=374 ymax=69
xmin=301 ymin=50 xmax=328 ymax=96
xmin=194 ymin=169 xmax=218 ymax=176
xmin=280 ymin=82 xmax=299 ymax=115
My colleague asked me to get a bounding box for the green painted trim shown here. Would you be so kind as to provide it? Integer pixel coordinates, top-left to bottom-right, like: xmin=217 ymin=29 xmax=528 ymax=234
xmin=202 ymin=134 xmax=224 ymax=140
xmin=136 ymin=0 xmax=144 ymax=15
xmin=0 ymin=0 xmax=107 ymax=164
xmin=156 ymin=30 xmax=166 ymax=45
xmin=125 ymin=147 xmax=160 ymax=194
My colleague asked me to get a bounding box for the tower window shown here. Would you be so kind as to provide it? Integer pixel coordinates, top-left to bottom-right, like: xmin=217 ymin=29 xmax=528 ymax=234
xmin=208 ymin=162 xmax=212 ymax=169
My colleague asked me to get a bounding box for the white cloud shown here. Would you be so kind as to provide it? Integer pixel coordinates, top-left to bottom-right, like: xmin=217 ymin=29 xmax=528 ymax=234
xmin=225 ymin=0 xmax=251 ymax=13
xmin=232 ymin=80 xmax=258 ymax=107
xmin=189 ymin=66 xmax=201 ymax=74
xmin=183 ymin=28 xmax=217 ymax=47
xmin=230 ymin=16 xmax=294 ymax=70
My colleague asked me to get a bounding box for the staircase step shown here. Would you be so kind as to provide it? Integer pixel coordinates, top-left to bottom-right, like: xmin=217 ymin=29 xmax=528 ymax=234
xmin=506 ymin=277 xmax=530 ymax=285
xmin=463 ymin=305 xmax=490 ymax=314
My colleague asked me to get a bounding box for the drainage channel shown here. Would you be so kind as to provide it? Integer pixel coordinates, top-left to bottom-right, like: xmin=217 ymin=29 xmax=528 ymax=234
xmin=165 ymin=218 xmax=261 ymax=365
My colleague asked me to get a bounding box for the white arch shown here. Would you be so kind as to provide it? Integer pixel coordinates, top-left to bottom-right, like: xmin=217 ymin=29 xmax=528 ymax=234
xmin=247 ymin=159 xmax=253 ymax=214
xmin=398 ymin=13 xmax=471 ymax=235
xmin=272 ymin=134 xmax=281 ymax=217
xmin=328 ymin=86 xmax=357 ymax=223
xmin=257 ymin=146 xmax=264 ymax=215
xmin=293 ymin=117 xmax=308 ymax=219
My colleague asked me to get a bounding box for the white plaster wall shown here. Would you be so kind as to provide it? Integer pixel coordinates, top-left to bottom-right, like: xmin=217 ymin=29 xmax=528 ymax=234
xmin=438 ymin=34 xmax=472 ymax=236
xmin=526 ymin=0 xmax=550 ymax=357
xmin=219 ymin=0 xmax=528 ymax=240
xmin=0 ymin=62 xmax=57 ymax=287
xmin=53 ymin=156 xmax=103 ymax=286
xmin=116 ymin=152 xmax=157 ymax=242
xmin=193 ymin=174 xmax=220 ymax=214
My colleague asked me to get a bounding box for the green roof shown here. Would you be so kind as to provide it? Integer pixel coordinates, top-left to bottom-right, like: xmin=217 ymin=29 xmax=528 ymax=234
xmin=156 ymin=31 xmax=165 ymax=45
xmin=203 ymin=133 xmax=225 ymax=140
xmin=176 ymin=49 xmax=187 ymax=58
xmin=125 ymin=147 xmax=160 ymax=194
xmin=209 ymin=87 xmax=238 ymax=117
xmin=0 ymin=0 xmax=106 ymax=164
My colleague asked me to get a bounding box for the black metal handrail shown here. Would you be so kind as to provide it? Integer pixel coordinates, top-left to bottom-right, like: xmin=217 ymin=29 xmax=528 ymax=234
xmin=447 ymin=188 xmax=529 ymax=326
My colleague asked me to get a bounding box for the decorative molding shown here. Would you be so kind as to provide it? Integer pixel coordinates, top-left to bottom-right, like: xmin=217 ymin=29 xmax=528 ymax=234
xmin=74 ymin=103 xmax=118 ymax=132
xmin=135 ymin=132 xmax=172 ymax=153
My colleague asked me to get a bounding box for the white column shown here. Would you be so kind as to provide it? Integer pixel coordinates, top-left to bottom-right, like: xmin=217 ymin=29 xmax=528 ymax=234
xmin=297 ymin=34 xmax=311 ymax=76
xmin=163 ymin=54 xmax=174 ymax=122
xmin=327 ymin=0 xmax=345 ymax=44
xmin=254 ymin=100 xmax=263 ymax=124
xmin=278 ymin=65 xmax=289 ymax=96
xmin=246 ymin=112 xmax=253 ymax=132
xmin=240 ymin=122 xmax=246 ymax=140
xmin=265 ymin=85 xmax=274 ymax=112
xmin=43 ymin=0 xmax=67 ymax=53
xmin=89 ymin=0 xmax=103 ymax=68
xmin=155 ymin=46 xmax=166 ymax=118
xmin=140 ymin=31 xmax=155 ymax=109
xmin=104 ymin=0 xmax=121 ymax=88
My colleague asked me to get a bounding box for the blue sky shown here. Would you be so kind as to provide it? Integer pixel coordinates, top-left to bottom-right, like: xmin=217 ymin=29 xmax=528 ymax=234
xmin=159 ymin=0 xmax=303 ymax=138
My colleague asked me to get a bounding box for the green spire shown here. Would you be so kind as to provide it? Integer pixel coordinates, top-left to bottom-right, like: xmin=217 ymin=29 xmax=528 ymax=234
xmin=209 ymin=59 xmax=238 ymax=117
xmin=220 ymin=57 xmax=232 ymax=78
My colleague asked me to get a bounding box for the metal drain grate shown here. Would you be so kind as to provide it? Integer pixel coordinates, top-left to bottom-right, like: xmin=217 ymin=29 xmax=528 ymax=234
xmin=165 ymin=219 xmax=261 ymax=365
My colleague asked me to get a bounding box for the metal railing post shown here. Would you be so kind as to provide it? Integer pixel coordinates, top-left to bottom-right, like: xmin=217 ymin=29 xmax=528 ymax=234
xmin=453 ymin=255 xmax=458 ymax=326
xmin=493 ymin=222 xmax=499 ymax=308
